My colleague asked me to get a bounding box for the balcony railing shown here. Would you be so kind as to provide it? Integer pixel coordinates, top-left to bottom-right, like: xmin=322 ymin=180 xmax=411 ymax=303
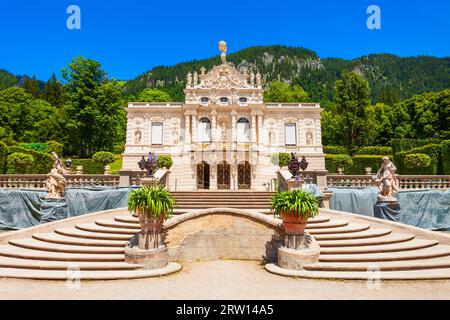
xmin=0 ymin=174 xmax=120 ymax=189
xmin=327 ymin=175 xmax=450 ymax=190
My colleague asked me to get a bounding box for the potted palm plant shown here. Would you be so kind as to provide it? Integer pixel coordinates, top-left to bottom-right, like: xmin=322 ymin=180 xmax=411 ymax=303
xmin=271 ymin=189 xmax=319 ymax=235
xmin=128 ymin=185 xmax=175 ymax=234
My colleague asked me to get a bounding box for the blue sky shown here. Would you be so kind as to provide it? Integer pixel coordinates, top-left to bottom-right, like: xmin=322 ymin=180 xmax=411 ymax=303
xmin=0 ymin=0 xmax=449 ymax=81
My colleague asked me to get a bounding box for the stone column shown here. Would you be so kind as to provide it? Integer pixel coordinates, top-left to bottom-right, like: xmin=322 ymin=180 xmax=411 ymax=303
xmin=211 ymin=109 xmax=217 ymax=145
xmin=191 ymin=112 xmax=197 ymax=144
xmin=231 ymin=110 xmax=237 ymax=149
xmin=258 ymin=112 xmax=264 ymax=147
xmin=315 ymin=115 xmax=322 ymax=146
xmin=251 ymin=112 xmax=257 ymax=144
xmin=184 ymin=112 xmax=191 ymax=152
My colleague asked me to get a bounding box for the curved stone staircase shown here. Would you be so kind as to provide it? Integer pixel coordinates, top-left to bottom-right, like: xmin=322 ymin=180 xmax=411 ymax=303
xmin=0 ymin=205 xmax=450 ymax=280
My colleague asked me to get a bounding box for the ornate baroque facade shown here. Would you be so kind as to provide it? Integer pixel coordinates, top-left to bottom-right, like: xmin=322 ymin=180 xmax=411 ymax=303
xmin=122 ymin=42 xmax=326 ymax=191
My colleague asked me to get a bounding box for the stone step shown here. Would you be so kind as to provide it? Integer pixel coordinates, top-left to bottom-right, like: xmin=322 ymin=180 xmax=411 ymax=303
xmin=33 ymin=233 xmax=128 ymax=247
xmin=76 ymin=223 xmax=137 ymax=235
xmin=265 ymin=264 xmax=450 ymax=280
xmin=115 ymin=215 xmax=140 ymax=224
xmin=55 ymin=228 xmax=133 ymax=241
xmin=9 ymin=238 xmax=125 ymax=255
xmin=175 ymin=204 xmax=270 ymax=209
xmin=313 ymin=228 xmax=392 ymax=241
xmin=0 ymin=262 xmax=181 ymax=280
xmin=0 ymin=245 xmax=124 ymax=262
xmin=308 ymin=223 xmax=371 ymax=235
xmin=303 ymin=256 xmax=450 ymax=272
xmin=305 ymin=220 xmax=348 ymax=229
xmin=320 ymin=239 xmax=439 ymax=254
xmin=0 ymin=256 xmax=141 ymax=271
xmin=95 ymin=219 xmax=140 ymax=230
xmin=317 ymin=233 xmax=415 ymax=247
xmin=319 ymin=245 xmax=450 ymax=262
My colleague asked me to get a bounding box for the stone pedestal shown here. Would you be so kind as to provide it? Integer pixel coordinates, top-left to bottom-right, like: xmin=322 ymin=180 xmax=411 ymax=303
xmin=40 ymin=197 xmax=69 ymax=224
xmin=277 ymin=233 xmax=320 ymax=270
xmin=125 ymin=243 xmax=169 ymax=270
xmin=287 ymin=178 xmax=302 ymax=190
xmin=141 ymin=177 xmax=158 ymax=187
xmin=322 ymin=190 xmax=333 ymax=209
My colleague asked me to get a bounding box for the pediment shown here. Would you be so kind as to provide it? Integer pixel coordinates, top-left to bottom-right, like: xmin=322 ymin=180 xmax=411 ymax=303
xmin=199 ymin=63 xmax=252 ymax=90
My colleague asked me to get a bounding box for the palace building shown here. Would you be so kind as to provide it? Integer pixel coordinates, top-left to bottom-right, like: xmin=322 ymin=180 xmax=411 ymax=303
xmin=122 ymin=42 xmax=326 ymax=191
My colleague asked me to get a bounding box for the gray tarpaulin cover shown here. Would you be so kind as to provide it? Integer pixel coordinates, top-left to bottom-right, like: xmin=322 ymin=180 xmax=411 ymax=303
xmin=328 ymin=187 xmax=450 ymax=231
xmin=0 ymin=187 xmax=132 ymax=230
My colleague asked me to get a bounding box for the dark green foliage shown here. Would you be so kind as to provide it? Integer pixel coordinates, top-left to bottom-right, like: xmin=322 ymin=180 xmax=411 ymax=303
xmin=390 ymin=138 xmax=443 ymax=155
xmin=0 ymin=70 xmax=18 ymax=90
xmin=18 ymin=143 xmax=47 ymax=153
xmin=404 ymin=154 xmax=431 ymax=170
xmin=70 ymin=159 xmax=104 ymax=174
xmin=331 ymin=154 xmax=353 ymax=168
xmin=441 ymin=140 xmax=450 ymax=175
xmin=22 ymin=76 xmax=41 ymax=99
xmin=92 ymin=151 xmax=116 ymax=165
xmin=326 ymin=155 xmax=384 ymax=175
xmin=394 ymin=144 xmax=442 ymax=175
xmin=271 ymin=152 xmax=291 ymax=168
xmin=6 ymin=152 xmax=34 ymax=174
xmin=263 ymin=81 xmax=309 ymax=102
xmin=137 ymin=88 xmax=171 ymax=102
xmin=323 ymin=146 xmax=348 ymax=154
xmin=0 ymin=142 xmax=8 ymax=173
xmin=45 ymin=141 xmax=63 ymax=155
xmin=354 ymin=146 xmax=393 ymax=155
xmin=43 ymin=74 xmax=66 ymax=108
xmin=157 ymin=155 xmax=173 ymax=169
xmin=6 ymin=145 xmax=52 ymax=174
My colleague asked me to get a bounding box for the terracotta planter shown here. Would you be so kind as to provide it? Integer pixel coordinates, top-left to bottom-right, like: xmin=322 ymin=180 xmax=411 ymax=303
xmin=281 ymin=211 xmax=308 ymax=235
xmin=138 ymin=210 xmax=165 ymax=234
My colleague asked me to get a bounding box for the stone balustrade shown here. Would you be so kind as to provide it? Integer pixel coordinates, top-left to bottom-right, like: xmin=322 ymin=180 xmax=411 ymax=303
xmin=0 ymin=174 xmax=120 ymax=189
xmin=327 ymin=175 xmax=450 ymax=190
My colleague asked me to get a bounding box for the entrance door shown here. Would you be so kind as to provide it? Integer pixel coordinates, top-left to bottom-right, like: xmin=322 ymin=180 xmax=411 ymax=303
xmin=237 ymin=161 xmax=251 ymax=189
xmin=197 ymin=161 xmax=210 ymax=189
xmin=217 ymin=161 xmax=231 ymax=189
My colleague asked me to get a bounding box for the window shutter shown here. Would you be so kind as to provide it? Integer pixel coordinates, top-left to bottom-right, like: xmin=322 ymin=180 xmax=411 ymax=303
xmin=284 ymin=123 xmax=296 ymax=146
xmin=151 ymin=122 xmax=163 ymax=145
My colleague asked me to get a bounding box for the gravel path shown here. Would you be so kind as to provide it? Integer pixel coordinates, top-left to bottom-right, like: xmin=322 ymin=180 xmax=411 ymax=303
xmin=0 ymin=260 xmax=449 ymax=299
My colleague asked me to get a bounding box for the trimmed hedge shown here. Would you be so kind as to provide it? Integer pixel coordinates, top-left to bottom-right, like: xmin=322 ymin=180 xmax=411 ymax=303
xmin=394 ymin=144 xmax=441 ymax=175
xmin=70 ymin=159 xmax=104 ymax=174
xmin=157 ymin=155 xmax=173 ymax=169
xmin=18 ymin=143 xmax=47 ymax=153
xmin=354 ymin=146 xmax=393 ymax=155
xmin=0 ymin=142 xmax=7 ymax=174
xmin=92 ymin=151 xmax=116 ymax=165
xmin=391 ymin=138 xmax=442 ymax=155
xmin=6 ymin=146 xmax=52 ymax=174
xmin=323 ymin=146 xmax=348 ymax=154
xmin=326 ymin=155 xmax=385 ymax=175
xmin=6 ymin=152 xmax=35 ymax=174
xmin=19 ymin=141 xmax=63 ymax=156
xmin=331 ymin=154 xmax=353 ymax=168
xmin=442 ymin=140 xmax=450 ymax=175
xmin=404 ymin=154 xmax=431 ymax=171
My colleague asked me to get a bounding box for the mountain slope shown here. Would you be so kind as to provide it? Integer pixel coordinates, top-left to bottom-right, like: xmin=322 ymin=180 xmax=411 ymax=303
xmin=123 ymin=45 xmax=450 ymax=103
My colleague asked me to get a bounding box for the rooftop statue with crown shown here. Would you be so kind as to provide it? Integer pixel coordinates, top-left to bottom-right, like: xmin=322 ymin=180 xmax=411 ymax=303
xmin=218 ymin=40 xmax=227 ymax=64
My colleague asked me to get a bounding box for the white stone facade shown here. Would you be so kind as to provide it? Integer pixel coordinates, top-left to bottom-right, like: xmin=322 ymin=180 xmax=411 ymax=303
xmin=122 ymin=50 xmax=325 ymax=191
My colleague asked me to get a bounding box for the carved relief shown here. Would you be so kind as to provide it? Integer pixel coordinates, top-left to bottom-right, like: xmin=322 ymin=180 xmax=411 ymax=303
xmin=135 ymin=130 xmax=142 ymax=144
xmin=306 ymin=130 xmax=313 ymax=146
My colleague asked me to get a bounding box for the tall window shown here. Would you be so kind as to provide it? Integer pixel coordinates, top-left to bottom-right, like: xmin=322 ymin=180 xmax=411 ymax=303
xmin=151 ymin=122 xmax=163 ymax=145
xmin=237 ymin=117 xmax=250 ymax=143
xmin=284 ymin=123 xmax=297 ymax=146
xmin=198 ymin=117 xmax=211 ymax=142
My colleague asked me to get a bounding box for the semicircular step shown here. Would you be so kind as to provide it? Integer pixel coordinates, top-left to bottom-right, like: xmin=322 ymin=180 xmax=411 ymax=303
xmin=313 ymin=228 xmax=391 ymax=241
xmin=76 ymin=223 xmax=137 ymax=235
xmin=32 ymin=233 xmax=127 ymax=247
xmin=114 ymin=215 xmax=139 ymax=224
xmin=95 ymin=219 xmax=140 ymax=230
xmin=317 ymin=233 xmax=415 ymax=247
xmin=0 ymin=245 xmax=124 ymax=262
xmin=320 ymin=239 xmax=438 ymax=254
xmin=319 ymin=245 xmax=450 ymax=262
xmin=308 ymin=223 xmax=370 ymax=235
xmin=0 ymin=256 xmax=141 ymax=271
xmin=306 ymin=220 xmax=348 ymax=229
xmin=55 ymin=227 xmax=133 ymax=241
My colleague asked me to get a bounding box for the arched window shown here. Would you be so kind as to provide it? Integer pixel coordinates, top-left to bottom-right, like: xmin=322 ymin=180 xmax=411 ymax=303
xmin=237 ymin=117 xmax=250 ymax=143
xmin=198 ymin=117 xmax=211 ymax=142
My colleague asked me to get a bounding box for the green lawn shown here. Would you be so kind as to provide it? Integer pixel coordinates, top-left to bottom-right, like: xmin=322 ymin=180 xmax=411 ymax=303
xmin=110 ymin=155 xmax=122 ymax=174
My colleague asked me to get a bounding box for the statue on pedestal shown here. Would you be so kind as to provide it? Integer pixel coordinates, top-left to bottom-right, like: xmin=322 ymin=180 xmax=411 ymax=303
xmin=372 ymin=157 xmax=399 ymax=202
xmin=45 ymin=152 xmax=67 ymax=199
xmin=218 ymin=40 xmax=227 ymax=64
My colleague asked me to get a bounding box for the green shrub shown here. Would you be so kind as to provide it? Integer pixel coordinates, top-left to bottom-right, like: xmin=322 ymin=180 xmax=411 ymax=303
xmin=70 ymin=159 xmax=104 ymax=174
xmin=0 ymin=142 xmax=8 ymax=174
xmin=45 ymin=141 xmax=63 ymax=155
xmin=390 ymin=138 xmax=442 ymax=155
xmin=271 ymin=152 xmax=290 ymax=168
xmin=394 ymin=143 xmax=441 ymax=175
xmin=442 ymin=140 xmax=450 ymax=175
xmin=18 ymin=143 xmax=47 ymax=153
xmin=157 ymin=155 xmax=173 ymax=169
xmin=6 ymin=152 xmax=34 ymax=174
xmin=6 ymin=146 xmax=52 ymax=174
xmin=355 ymin=146 xmax=393 ymax=155
xmin=331 ymin=154 xmax=353 ymax=168
xmin=92 ymin=151 xmax=116 ymax=165
xmin=404 ymin=154 xmax=431 ymax=172
xmin=326 ymin=155 xmax=384 ymax=174
xmin=323 ymin=146 xmax=348 ymax=154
